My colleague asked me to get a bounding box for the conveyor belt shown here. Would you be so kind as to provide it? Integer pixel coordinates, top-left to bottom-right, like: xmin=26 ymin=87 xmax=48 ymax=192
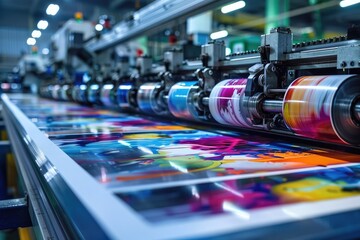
xmin=3 ymin=94 xmax=360 ymax=239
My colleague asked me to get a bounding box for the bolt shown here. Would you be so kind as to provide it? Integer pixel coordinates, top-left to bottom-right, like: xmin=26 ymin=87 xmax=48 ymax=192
xmin=271 ymin=66 xmax=276 ymax=72
xmin=258 ymin=74 xmax=265 ymax=86
xmin=340 ymin=61 xmax=347 ymax=68
xmin=350 ymin=61 xmax=355 ymax=66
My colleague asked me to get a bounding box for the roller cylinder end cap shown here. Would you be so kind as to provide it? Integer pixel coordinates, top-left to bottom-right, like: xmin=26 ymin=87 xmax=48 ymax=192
xmin=283 ymin=75 xmax=360 ymax=145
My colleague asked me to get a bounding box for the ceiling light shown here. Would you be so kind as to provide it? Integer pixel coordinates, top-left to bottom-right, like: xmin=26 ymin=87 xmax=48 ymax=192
xmin=226 ymin=47 xmax=231 ymax=55
xmin=95 ymin=24 xmax=104 ymax=31
xmin=31 ymin=30 xmax=41 ymax=38
xmin=221 ymin=1 xmax=246 ymax=14
xmin=339 ymin=0 xmax=360 ymax=7
xmin=46 ymin=4 xmax=60 ymax=16
xmin=42 ymin=48 xmax=49 ymax=55
xmin=37 ymin=20 xmax=48 ymax=30
xmin=27 ymin=38 xmax=36 ymax=46
xmin=210 ymin=30 xmax=228 ymax=40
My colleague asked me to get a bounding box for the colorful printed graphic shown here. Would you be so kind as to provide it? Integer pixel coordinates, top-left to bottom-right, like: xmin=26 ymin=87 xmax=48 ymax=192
xmin=118 ymin=165 xmax=360 ymax=223
xmin=168 ymin=81 xmax=199 ymax=120
xmin=283 ymin=75 xmax=354 ymax=144
xmin=11 ymin=96 xmax=360 ymax=190
xmin=8 ymin=94 xmax=360 ymax=234
xmin=209 ymin=79 xmax=252 ymax=128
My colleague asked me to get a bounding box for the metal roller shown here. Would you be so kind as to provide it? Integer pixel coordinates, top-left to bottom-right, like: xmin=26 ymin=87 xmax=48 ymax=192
xmin=354 ymin=102 xmax=360 ymax=123
xmin=60 ymin=85 xmax=70 ymax=101
xmin=87 ymin=83 xmax=100 ymax=104
xmin=51 ymin=84 xmax=60 ymax=100
xmin=167 ymin=81 xmax=200 ymax=120
xmin=262 ymin=100 xmax=283 ymax=113
xmin=100 ymin=84 xmax=114 ymax=107
xmin=137 ymin=82 xmax=167 ymax=115
xmin=72 ymin=84 xmax=87 ymax=103
xmin=209 ymin=79 xmax=253 ymax=128
xmin=117 ymin=83 xmax=134 ymax=109
xmin=283 ymin=75 xmax=360 ymax=145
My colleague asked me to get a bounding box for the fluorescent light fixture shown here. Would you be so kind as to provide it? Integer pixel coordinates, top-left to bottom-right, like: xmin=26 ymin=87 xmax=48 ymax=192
xmin=31 ymin=30 xmax=41 ymax=38
xmin=37 ymin=20 xmax=48 ymax=30
xmin=339 ymin=0 xmax=360 ymax=7
xmin=210 ymin=30 xmax=228 ymax=40
xmin=95 ymin=24 xmax=103 ymax=31
xmin=42 ymin=48 xmax=49 ymax=55
xmin=46 ymin=4 xmax=60 ymax=16
xmin=221 ymin=1 xmax=246 ymax=14
xmin=27 ymin=38 xmax=36 ymax=46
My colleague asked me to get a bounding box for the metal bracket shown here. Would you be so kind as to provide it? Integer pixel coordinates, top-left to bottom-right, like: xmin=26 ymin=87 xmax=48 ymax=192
xmin=337 ymin=45 xmax=360 ymax=70
xmin=196 ymin=68 xmax=218 ymax=95
xmin=164 ymin=50 xmax=183 ymax=72
xmin=0 ymin=196 xmax=32 ymax=230
xmin=245 ymin=63 xmax=264 ymax=97
xmin=201 ymin=41 xmax=226 ymax=68
xmin=264 ymin=63 xmax=279 ymax=96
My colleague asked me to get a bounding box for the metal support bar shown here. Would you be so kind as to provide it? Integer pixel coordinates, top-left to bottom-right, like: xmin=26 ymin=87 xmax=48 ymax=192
xmin=202 ymin=97 xmax=209 ymax=106
xmin=0 ymin=141 xmax=10 ymax=153
xmin=0 ymin=197 xmax=32 ymax=230
xmin=262 ymin=99 xmax=283 ymax=113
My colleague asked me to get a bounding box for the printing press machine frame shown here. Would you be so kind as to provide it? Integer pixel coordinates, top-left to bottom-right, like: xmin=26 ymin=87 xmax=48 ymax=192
xmin=42 ymin=25 xmax=360 ymax=147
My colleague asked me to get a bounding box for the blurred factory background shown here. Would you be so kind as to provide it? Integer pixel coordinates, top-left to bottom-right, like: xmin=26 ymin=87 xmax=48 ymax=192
xmin=0 ymin=0 xmax=359 ymax=83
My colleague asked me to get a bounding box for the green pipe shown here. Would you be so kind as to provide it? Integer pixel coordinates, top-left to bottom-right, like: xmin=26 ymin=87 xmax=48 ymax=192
xmin=265 ymin=0 xmax=290 ymax=34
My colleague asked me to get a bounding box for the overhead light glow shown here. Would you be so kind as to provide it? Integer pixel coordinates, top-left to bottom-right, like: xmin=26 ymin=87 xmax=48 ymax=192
xmin=31 ymin=30 xmax=41 ymax=38
xmin=210 ymin=30 xmax=228 ymax=40
xmin=221 ymin=1 xmax=246 ymax=14
xmin=27 ymin=38 xmax=36 ymax=46
xmin=42 ymin=48 xmax=49 ymax=55
xmin=37 ymin=20 xmax=48 ymax=30
xmin=46 ymin=4 xmax=60 ymax=16
xmin=95 ymin=24 xmax=104 ymax=31
xmin=226 ymin=47 xmax=231 ymax=55
xmin=339 ymin=0 xmax=360 ymax=7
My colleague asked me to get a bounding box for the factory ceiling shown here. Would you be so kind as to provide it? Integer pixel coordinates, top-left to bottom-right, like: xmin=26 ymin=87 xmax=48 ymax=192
xmin=1 ymin=0 xmax=359 ymax=32
xmin=0 ymin=0 xmax=155 ymax=30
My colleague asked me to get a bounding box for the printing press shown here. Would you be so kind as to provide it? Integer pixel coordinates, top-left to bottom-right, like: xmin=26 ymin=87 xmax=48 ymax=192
xmin=41 ymin=25 xmax=360 ymax=146
xmin=2 ymin=0 xmax=360 ymax=239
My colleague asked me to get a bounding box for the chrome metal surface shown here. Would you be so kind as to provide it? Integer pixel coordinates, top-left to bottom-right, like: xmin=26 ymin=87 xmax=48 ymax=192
xmin=329 ymin=76 xmax=360 ymax=145
xmin=262 ymin=100 xmax=283 ymax=113
xmin=354 ymin=102 xmax=360 ymax=123
xmin=202 ymin=97 xmax=209 ymax=106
